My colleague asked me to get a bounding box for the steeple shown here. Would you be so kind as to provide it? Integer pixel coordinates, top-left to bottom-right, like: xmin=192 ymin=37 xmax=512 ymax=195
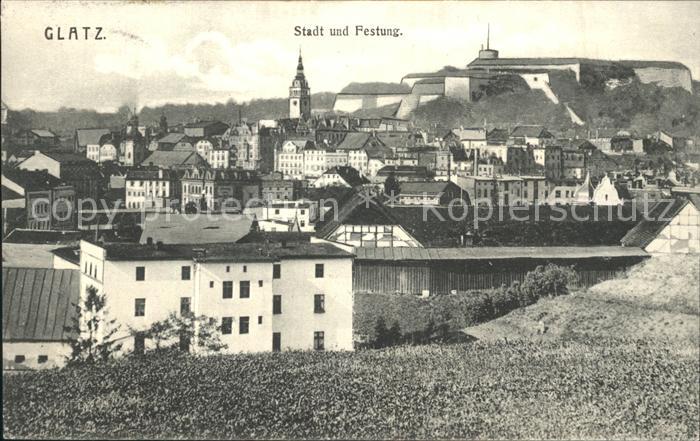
xmin=289 ymin=48 xmax=311 ymax=120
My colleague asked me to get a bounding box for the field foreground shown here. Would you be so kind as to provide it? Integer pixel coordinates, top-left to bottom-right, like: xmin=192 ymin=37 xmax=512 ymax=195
xmin=4 ymin=340 xmax=699 ymax=440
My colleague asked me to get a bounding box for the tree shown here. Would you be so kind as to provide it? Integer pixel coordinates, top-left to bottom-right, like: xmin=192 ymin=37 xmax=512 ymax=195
xmin=388 ymin=321 xmax=402 ymax=346
xmin=65 ymin=285 xmax=122 ymax=365
xmin=374 ymin=316 xmax=389 ymax=348
xmin=383 ymin=171 xmax=400 ymax=199
xmin=159 ymin=113 xmax=168 ymax=134
xmin=142 ymin=311 xmax=227 ymax=354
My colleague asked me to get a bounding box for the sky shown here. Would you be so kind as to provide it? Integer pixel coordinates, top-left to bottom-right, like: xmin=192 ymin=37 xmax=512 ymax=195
xmin=2 ymin=1 xmax=699 ymax=112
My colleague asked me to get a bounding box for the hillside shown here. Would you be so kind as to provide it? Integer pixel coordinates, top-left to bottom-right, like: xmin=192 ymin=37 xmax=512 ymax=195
xmin=411 ymin=76 xmax=700 ymax=135
xmin=5 ymin=92 xmax=337 ymax=138
xmin=464 ymin=255 xmax=700 ymax=343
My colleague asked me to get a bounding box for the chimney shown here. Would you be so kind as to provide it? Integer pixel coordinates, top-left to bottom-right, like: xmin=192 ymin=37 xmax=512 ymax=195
xmin=146 ymin=237 xmax=153 ymax=246
xmin=155 ymin=240 xmax=164 ymax=250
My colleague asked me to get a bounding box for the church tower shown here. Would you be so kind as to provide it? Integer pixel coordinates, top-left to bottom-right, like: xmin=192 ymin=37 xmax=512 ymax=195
xmin=289 ymin=49 xmax=311 ymax=120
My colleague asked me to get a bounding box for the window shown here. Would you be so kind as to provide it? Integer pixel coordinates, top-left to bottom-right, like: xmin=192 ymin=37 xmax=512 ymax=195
xmin=134 ymin=333 xmax=145 ymax=355
xmin=240 ymin=281 xmax=250 ymax=298
xmin=135 ymin=298 xmax=145 ymax=317
xmin=243 ymin=265 xmax=247 ymax=273
xmin=210 ymin=281 xmax=214 ymax=288
xmin=226 ymin=265 xmax=230 ymax=272
xmin=181 ymin=266 xmax=191 ymax=280
xmin=14 ymin=355 xmax=25 ymax=364
xmin=314 ymin=294 xmax=325 ymax=313
xmin=314 ymin=331 xmax=325 ymax=351
xmin=38 ymin=355 xmax=48 ymax=364
xmin=273 ymin=264 xmax=281 ymax=279
xmin=273 ymin=295 xmax=282 ymax=314
xmin=257 ymin=280 xmax=263 ymax=288
xmin=223 ymin=281 xmax=233 ymax=299
xmin=239 ymin=316 xmax=250 ymax=334
xmin=180 ymin=297 xmax=191 ymax=315
xmin=135 ymin=266 xmax=145 ymax=281
xmin=258 ymin=316 xmax=263 ymax=325
xmin=315 ymin=264 xmax=324 ymax=278
xmin=221 ymin=317 xmax=233 ymax=334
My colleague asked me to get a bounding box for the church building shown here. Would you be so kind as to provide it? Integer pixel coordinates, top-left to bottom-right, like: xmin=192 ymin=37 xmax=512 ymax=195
xmin=289 ymin=50 xmax=311 ymax=120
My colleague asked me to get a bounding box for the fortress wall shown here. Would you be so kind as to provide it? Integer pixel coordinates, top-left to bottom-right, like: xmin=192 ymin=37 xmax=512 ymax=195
xmin=633 ymin=67 xmax=692 ymax=92
xmin=444 ymin=77 xmax=471 ymax=100
xmin=375 ymin=95 xmax=407 ymax=107
xmin=401 ymin=77 xmax=424 ymax=87
xmin=333 ymin=95 xmax=365 ymax=113
xmin=332 ymin=94 xmax=406 ymax=113
xmin=519 ymin=73 xmax=559 ymax=103
xmin=417 ymin=95 xmax=441 ymax=105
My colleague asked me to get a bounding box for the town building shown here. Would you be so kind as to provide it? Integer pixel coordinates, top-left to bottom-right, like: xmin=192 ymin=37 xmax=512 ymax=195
xmin=15 ymin=129 xmax=60 ymax=148
xmin=183 ymin=121 xmax=230 ymax=138
xmin=17 ymin=151 xmax=102 ymax=201
xmin=141 ymin=150 xmax=208 ymax=170
xmin=78 ymin=239 xmax=353 ymax=354
xmin=508 ymin=125 xmax=555 ymax=147
xmin=443 ymin=128 xmax=487 ymax=149
xmin=394 ymin=181 xmax=469 ymax=206
xmin=592 ymin=175 xmax=623 ymax=205
xmin=374 ymin=165 xmax=430 ymax=184
xmin=3 ymin=167 xmax=77 ymax=231
xmin=246 ymin=200 xmax=318 ymax=232
xmin=451 ymin=175 xmax=524 ymax=206
xmin=75 ymin=128 xmax=112 ymax=156
xmin=275 ymin=139 xmax=313 ymax=179
xmin=224 ymin=121 xmax=260 ymax=170
xmin=119 ymin=116 xmax=148 ymax=167
xmin=261 ymin=172 xmax=303 ymax=202
xmin=125 ymin=168 xmax=182 ymax=210
xmin=180 ymin=167 xmax=261 ymax=212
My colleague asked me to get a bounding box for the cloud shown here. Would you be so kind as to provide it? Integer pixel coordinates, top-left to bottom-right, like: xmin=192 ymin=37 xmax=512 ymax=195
xmin=93 ymin=31 xmax=295 ymax=103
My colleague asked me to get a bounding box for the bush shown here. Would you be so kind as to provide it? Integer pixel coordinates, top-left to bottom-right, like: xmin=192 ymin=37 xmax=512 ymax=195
xmin=520 ymin=264 xmax=578 ymax=300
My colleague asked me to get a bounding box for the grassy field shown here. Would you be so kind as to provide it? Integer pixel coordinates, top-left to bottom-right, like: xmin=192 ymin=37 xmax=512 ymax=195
xmin=3 ymin=340 xmax=699 ymax=440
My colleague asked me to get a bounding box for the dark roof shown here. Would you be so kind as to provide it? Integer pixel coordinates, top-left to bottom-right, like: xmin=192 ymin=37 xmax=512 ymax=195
xmin=2 ymin=168 xmax=64 ymax=191
xmin=2 ymin=268 xmax=80 ymax=342
xmin=3 ymin=229 xmax=88 ymax=244
xmin=95 ymin=241 xmax=352 ymax=261
xmin=335 ymin=132 xmax=373 ymax=150
xmin=510 ymin=125 xmax=554 ymax=138
xmin=618 ymin=60 xmax=689 ymax=70
xmin=236 ymin=231 xmax=313 ymax=244
xmin=355 ymin=246 xmax=648 ymax=261
xmin=141 ymin=151 xmax=207 ymax=168
xmin=1 ymin=185 xmax=23 ymax=200
xmin=157 ymin=132 xmax=188 ymax=145
xmin=620 ymin=198 xmax=695 ymax=248
xmin=126 ymin=168 xmax=179 ymax=181
xmin=376 ymin=165 xmax=429 ymax=177
xmin=50 ymin=246 xmax=80 ymax=265
xmin=487 ymin=128 xmax=509 ymax=143
xmin=324 ymin=166 xmax=370 ymax=187
xmin=398 ymin=181 xmax=454 ymax=195
xmin=41 ymin=151 xmax=92 ymax=164
xmin=75 ymin=128 xmax=111 ymax=147
xmin=316 ymin=190 xmax=401 ymax=238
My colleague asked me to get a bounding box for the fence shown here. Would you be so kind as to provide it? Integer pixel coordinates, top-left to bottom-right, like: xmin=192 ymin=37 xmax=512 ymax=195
xmin=353 ymin=258 xmax=641 ymax=295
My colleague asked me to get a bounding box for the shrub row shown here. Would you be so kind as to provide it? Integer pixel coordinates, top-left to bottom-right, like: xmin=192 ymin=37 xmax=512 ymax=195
xmin=355 ymin=264 xmax=578 ymax=347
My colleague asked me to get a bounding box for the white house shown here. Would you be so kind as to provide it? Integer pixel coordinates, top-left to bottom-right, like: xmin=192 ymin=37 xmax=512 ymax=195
xmin=245 ymin=200 xmax=318 ymax=232
xmin=78 ymin=239 xmax=354 ymax=354
xmin=125 ymin=168 xmax=180 ymax=210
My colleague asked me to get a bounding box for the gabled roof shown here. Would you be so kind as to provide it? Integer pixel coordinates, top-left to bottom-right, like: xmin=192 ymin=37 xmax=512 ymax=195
xmin=157 ymin=132 xmax=188 ymax=145
xmin=356 ymin=246 xmax=648 ymax=261
xmin=620 ymin=198 xmax=697 ymax=248
xmin=376 ymin=165 xmax=429 ymax=177
xmin=446 ymin=127 xmax=487 ymax=141
xmin=29 ymin=129 xmax=57 ymax=138
xmin=335 ymin=132 xmax=374 ymax=150
xmin=141 ymin=150 xmax=207 ymax=168
xmin=75 ymin=128 xmax=111 ymax=147
xmin=3 ymin=229 xmax=87 ymax=244
xmin=323 ymin=166 xmax=369 ymax=187
xmin=2 ymin=168 xmax=64 ymax=191
xmin=510 ymin=125 xmax=554 ymax=138
xmin=1 ymin=185 xmax=23 ymax=201
xmin=316 ymin=190 xmax=401 ymax=238
xmin=2 ymin=268 xmax=80 ymax=342
xmin=41 ymin=151 xmax=92 ymax=164
xmin=398 ymin=181 xmax=454 ymax=196
xmin=486 ymin=128 xmax=509 ymax=144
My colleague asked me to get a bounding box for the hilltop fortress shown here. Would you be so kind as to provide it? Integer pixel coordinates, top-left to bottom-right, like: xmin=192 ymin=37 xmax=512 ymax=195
xmin=332 ymin=34 xmax=693 ymax=121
